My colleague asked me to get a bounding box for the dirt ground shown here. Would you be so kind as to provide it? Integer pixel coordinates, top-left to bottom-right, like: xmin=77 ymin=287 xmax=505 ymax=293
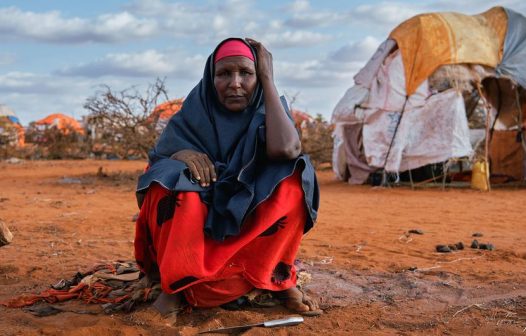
xmin=1 ymin=159 xmax=526 ymax=335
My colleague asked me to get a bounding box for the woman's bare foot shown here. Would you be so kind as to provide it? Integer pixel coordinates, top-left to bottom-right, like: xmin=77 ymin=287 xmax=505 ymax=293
xmin=276 ymin=287 xmax=322 ymax=316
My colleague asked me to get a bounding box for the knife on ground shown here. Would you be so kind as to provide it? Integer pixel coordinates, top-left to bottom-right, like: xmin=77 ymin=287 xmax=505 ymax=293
xmin=198 ymin=316 xmax=304 ymax=334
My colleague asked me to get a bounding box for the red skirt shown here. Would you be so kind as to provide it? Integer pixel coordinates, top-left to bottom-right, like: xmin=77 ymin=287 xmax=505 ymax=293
xmin=134 ymin=171 xmax=307 ymax=307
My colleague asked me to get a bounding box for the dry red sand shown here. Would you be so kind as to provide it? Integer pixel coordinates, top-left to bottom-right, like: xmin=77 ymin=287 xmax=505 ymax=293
xmin=1 ymin=160 xmax=526 ymax=335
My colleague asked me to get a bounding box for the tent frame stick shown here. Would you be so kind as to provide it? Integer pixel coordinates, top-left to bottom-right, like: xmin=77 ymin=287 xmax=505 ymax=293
xmin=514 ymin=87 xmax=525 ymax=152
xmin=475 ymin=83 xmax=492 ymax=191
xmin=381 ymin=96 xmax=409 ymax=187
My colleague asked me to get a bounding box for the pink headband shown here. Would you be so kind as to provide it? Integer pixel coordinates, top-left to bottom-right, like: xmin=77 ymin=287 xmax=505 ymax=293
xmin=214 ymin=40 xmax=255 ymax=64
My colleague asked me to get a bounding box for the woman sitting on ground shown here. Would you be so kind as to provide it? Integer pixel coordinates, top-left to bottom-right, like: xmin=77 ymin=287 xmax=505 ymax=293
xmin=134 ymin=37 xmax=320 ymax=317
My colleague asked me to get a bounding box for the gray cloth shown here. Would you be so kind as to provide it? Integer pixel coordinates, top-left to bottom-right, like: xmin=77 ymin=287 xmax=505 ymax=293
xmin=496 ymin=8 xmax=526 ymax=88
xmin=343 ymin=124 xmax=376 ymax=184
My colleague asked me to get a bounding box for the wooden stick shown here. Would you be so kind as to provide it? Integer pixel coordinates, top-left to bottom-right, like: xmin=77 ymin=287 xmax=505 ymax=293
xmin=0 ymin=220 xmax=13 ymax=246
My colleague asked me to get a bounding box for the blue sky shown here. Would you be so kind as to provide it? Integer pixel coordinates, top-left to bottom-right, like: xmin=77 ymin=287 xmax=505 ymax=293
xmin=1 ymin=0 xmax=525 ymax=125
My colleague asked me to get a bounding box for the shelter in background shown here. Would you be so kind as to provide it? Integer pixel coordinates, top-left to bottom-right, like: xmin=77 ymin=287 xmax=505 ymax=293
xmin=34 ymin=113 xmax=85 ymax=135
xmin=0 ymin=104 xmax=25 ymax=147
xmin=148 ymin=98 xmax=184 ymax=131
xmin=291 ymin=109 xmax=315 ymax=128
xmin=332 ymin=6 xmax=526 ymax=187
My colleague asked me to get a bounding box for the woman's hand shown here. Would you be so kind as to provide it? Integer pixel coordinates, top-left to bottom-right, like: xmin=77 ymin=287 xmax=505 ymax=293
xmin=170 ymin=149 xmax=216 ymax=187
xmin=245 ymin=38 xmax=273 ymax=83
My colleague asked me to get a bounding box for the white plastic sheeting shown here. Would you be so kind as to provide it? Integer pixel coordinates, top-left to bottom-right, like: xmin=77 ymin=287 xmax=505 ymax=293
xmin=331 ymin=85 xmax=369 ymax=124
xmin=354 ymin=39 xmax=397 ymax=88
xmin=363 ymin=50 xmax=429 ymax=112
xmin=362 ymin=89 xmax=473 ymax=172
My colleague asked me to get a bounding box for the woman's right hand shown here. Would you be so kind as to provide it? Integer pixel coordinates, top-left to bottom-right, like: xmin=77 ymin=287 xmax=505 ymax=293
xmin=170 ymin=149 xmax=216 ymax=187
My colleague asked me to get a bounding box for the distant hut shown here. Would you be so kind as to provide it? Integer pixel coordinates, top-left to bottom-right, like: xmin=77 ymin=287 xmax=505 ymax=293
xmin=34 ymin=113 xmax=84 ymax=135
xmin=291 ymin=109 xmax=315 ymax=129
xmin=0 ymin=104 xmax=25 ymax=147
xmin=149 ymin=98 xmax=184 ymax=131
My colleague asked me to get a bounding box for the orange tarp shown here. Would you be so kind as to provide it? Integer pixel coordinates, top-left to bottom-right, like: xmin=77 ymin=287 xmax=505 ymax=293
xmin=150 ymin=98 xmax=184 ymax=121
xmin=389 ymin=6 xmax=508 ymax=96
xmin=35 ymin=113 xmax=84 ymax=134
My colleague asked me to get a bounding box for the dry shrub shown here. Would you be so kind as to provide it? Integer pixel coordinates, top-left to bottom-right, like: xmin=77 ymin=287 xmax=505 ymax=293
xmin=24 ymin=123 xmax=88 ymax=159
xmin=299 ymin=114 xmax=334 ymax=169
xmin=84 ymin=78 xmax=169 ymax=159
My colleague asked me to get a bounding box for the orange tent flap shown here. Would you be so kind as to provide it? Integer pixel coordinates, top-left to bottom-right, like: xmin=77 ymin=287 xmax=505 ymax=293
xmin=35 ymin=113 xmax=84 ymax=134
xmin=389 ymin=6 xmax=507 ymax=96
xmin=150 ymin=98 xmax=184 ymax=121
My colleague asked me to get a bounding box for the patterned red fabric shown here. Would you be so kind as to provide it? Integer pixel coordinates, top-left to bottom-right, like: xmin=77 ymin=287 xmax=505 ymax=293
xmin=134 ymin=171 xmax=306 ymax=307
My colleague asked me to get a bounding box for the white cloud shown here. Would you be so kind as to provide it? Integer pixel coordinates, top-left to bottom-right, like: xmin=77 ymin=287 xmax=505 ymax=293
xmin=426 ymin=0 xmax=526 ymax=13
xmin=0 ymin=7 xmax=158 ymax=43
xmin=330 ymin=36 xmax=381 ymax=63
xmin=57 ymin=50 xmax=205 ymax=78
xmin=0 ymin=72 xmax=64 ymax=94
xmin=289 ymin=0 xmax=311 ymax=12
xmin=349 ymin=3 xmax=419 ymax=27
xmin=263 ymin=30 xmax=333 ymax=48
xmin=285 ymin=11 xmax=344 ymax=29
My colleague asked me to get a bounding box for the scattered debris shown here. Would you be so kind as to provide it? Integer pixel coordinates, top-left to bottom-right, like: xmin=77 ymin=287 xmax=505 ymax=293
xmin=0 ymin=220 xmax=14 ymax=247
xmin=471 ymin=240 xmax=494 ymax=250
xmin=472 ymin=232 xmax=484 ymax=237
xmin=58 ymin=177 xmax=82 ymax=184
xmin=436 ymin=245 xmax=451 ymax=253
xmin=24 ymin=304 xmax=62 ymax=317
xmin=438 ymin=242 xmax=463 ymax=253
xmin=5 ymin=157 xmax=23 ymax=164
xmin=479 ymin=243 xmax=495 ymax=250
xmin=96 ymin=166 xmax=108 ymax=178
xmin=451 ymin=303 xmax=484 ymax=319
xmin=408 ymin=229 xmax=424 ymax=235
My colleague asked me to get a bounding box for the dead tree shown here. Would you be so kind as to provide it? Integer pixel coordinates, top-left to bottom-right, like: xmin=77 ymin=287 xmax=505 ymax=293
xmin=84 ymin=78 xmax=169 ymax=159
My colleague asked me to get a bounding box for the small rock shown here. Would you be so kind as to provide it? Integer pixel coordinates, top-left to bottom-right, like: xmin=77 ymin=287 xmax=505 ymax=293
xmin=472 ymin=232 xmax=484 ymax=237
xmin=408 ymin=229 xmax=424 ymax=235
xmin=408 ymin=266 xmax=418 ymax=271
xmin=479 ymin=243 xmax=495 ymax=251
xmin=448 ymin=244 xmax=458 ymax=251
xmin=436 ymin=245 xmax=451 ymax=253
xmin=455 ymin=242 xmax=464 ymax=250
xmin=0 ymin=220 xmax=14 ymax=246
xmin=471 ymin=240 xmax=479 ymax=249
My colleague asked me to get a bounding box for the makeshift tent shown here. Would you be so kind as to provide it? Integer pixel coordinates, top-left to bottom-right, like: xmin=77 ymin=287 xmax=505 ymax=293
xmin=0 ymin=104 xmax=25 ymax=147
xmin=291 ymin=109 xmax=315 ymax=128
xmin=332 ymin=6 xmax=526 ymax=186
xmin=34 ymin=113 xmax=85 ymax=135
xmin=149 ymin=98 xmax=184 ymax=131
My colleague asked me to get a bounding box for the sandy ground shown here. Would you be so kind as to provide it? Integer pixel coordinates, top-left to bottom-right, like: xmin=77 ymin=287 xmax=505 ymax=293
xmin=1 ymin=159 xmax=526 ymax=335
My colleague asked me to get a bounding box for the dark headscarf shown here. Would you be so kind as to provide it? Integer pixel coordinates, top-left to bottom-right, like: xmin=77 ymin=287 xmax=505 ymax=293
xmin=137 ymin=38 xmax=319 ymax=241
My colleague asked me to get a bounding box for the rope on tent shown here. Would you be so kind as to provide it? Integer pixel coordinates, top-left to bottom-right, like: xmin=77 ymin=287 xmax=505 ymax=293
xmin=381 ymin=95 xmax=409 ymax=187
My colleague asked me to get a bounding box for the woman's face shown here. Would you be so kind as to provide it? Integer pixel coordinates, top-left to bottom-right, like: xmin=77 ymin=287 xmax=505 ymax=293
xmin=214 ymin=56 xmax=257 ymax=112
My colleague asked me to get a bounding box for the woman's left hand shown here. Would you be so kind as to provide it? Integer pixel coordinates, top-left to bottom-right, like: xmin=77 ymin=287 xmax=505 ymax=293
xmin=245 ymin=38 xmax=273 ymax=82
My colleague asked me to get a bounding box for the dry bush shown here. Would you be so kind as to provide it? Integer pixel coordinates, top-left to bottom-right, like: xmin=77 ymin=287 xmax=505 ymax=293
xmin=24 ymin=123 xmax=88 ymax=159
xmin=300 ymin=114 xmax=334 ymax=168
xmin=84 ymin=78 xmax=169 ymax=159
